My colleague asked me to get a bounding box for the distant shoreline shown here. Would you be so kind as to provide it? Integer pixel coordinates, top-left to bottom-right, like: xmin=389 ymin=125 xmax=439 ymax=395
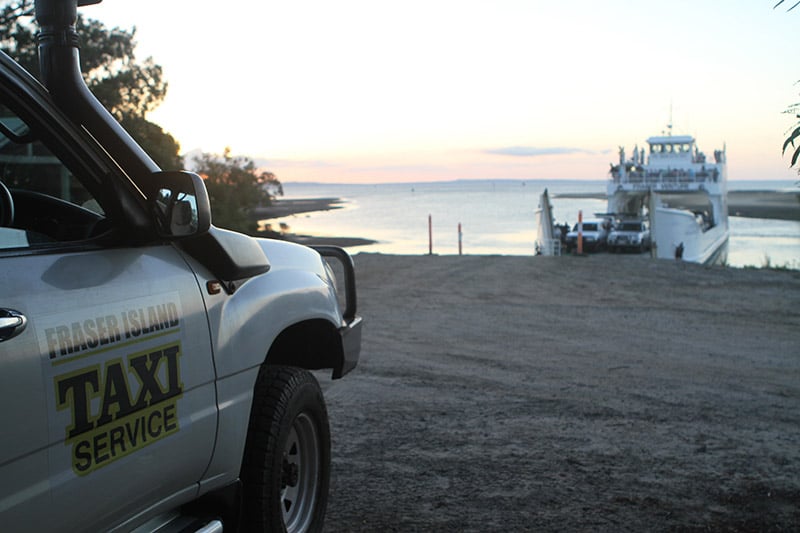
xmin=727 ymin=190 xmax=800 ymax=220
xmin=252 ymin=197 xmax=345 ymax=219
xmin=259 ymin=191 xmax=799 ymax=223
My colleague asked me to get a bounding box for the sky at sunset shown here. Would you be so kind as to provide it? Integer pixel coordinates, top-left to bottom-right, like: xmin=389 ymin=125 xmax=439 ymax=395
xmin=88 ymin=0 xmax=799 ymax=183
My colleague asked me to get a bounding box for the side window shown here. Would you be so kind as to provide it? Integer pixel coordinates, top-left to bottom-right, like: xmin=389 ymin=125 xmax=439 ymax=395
xmin=0 ymin=103 xmax=107 ymax=249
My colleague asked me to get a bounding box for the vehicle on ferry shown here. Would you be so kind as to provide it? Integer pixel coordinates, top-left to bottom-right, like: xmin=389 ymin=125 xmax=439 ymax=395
xmin=607 ymin=217 xmax=650 ymax=253
xmin=564 ymin=218 xmax=610 ymax=253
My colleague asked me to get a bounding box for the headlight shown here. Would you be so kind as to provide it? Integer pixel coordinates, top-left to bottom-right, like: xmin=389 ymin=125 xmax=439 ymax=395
xmin=323 ymin=261 xmax=339 ymax=293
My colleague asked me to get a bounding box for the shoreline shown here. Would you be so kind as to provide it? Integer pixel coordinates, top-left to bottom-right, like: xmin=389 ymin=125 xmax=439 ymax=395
xmin=253 ymin=197 xmax=377 ymax=248
xmin=727 ymin=190 xmax=800 ymax=220
xmin=252 ymin=197 xmax=345 ymax=219
xmin=261 ymin=191 xmax=799 ymax=224
xmin=250 ymin=191 xmax=798 ymax=253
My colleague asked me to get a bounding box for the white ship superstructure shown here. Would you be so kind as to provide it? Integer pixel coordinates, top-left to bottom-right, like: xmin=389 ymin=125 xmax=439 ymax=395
xmin=607 ymin=134 xmax=729 ymax=264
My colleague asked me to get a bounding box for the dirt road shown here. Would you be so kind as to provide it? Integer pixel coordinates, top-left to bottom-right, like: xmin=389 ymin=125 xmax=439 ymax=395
xmin=323 ymin=253 xmax=800 ymax=532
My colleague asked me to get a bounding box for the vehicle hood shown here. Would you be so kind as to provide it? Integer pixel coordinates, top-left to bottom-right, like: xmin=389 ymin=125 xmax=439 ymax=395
xmin=257 ymin=238 xmax=327 ymax=278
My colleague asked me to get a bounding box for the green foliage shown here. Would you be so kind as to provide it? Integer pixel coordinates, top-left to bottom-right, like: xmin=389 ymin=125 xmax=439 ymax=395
xmin=774 ymin=1 xmax=800 ymax=11
xmin=0 ymin=0 xmax=180 ymax=168
xmin=761 ymin=253 xmax=800 ymax=271
xmin=775 ymin=3 xmax=799 ymax=174
xmin=0 ymin=0 xmax=37 ymax=73
xmin=79 ymin=19 xmax=168 ymax=123
xmin=782 ymin=83 xmax=800 ymax=175
xmin=121 ymin=116 xmax=183 ymax=170
xmin=783 ymin=124 xmax=800 ymax=171
xmin=194 ymin=148 xmax=283 ymax=234
xmin=0 ymin=2 xmax=284 ymax=210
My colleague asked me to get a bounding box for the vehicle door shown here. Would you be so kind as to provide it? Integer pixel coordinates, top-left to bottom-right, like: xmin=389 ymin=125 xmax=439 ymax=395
xmin=0 ymin=74 xmax=217 ymax=531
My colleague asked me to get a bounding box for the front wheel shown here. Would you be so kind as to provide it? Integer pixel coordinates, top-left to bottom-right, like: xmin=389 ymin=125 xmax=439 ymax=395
xmin=241 ymin=366 xmax=331 ymax=533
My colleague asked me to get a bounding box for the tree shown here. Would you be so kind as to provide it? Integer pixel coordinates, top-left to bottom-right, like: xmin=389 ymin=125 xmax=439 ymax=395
xmin=0 ymin=0 xmax=37 ymax=72
xmin=782 ymin=85 xmax=800 ymax=175
xmin=775 ymin=1 xmax=800 ymax=174
xmin=0 ymin=0 xmax=181 ymax=169
xmin=194 ymin=148 xmax=283 ymax=234
xmin=1 ymin=2 xmax=284 ymax=217
xmin=774 ymin=0 xmax=799 ymax=11
xmin=121 ymin=116 xmax=182 ymax=170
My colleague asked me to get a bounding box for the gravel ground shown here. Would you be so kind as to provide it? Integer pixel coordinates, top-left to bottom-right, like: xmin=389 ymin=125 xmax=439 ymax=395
xmin=322 ymin=253 xmax=800 ymax=532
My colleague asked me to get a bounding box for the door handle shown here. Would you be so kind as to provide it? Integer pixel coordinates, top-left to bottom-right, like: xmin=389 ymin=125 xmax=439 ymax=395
xmin=0 ymin=309 xmax=27 ymax=341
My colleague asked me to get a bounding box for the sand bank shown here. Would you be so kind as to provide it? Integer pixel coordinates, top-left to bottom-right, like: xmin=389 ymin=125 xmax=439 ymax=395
xmin=728 ymin=190 xmax=800 ymax=221
xmin=254 ymin=197 xmax=376 ymax=247
xmin=253 ymin=197 xmax=344 ymax=219
xmin=556 ymin=190 xmax=800 ymax=221
xmin=323 ymin=253 xmax=800 ymax=531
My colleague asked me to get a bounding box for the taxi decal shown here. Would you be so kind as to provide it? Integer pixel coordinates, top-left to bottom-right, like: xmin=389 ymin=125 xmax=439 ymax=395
xmin=40 ymin=294 xmax=185 ymax=476
xmin=44 ymin=302 xmax=180 ymax=363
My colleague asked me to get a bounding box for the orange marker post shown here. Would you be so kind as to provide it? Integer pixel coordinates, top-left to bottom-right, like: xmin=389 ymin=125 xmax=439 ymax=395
xmin=577 ymin=210 xmax=583 ymax=255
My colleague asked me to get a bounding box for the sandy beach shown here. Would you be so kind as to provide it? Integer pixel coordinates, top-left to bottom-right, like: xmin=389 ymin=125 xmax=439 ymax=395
xmin=322 ymin=253 xmax=800 ymax=532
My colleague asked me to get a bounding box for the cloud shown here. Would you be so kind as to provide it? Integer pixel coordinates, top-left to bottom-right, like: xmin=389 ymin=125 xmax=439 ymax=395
xmin=486 ymin=146 xmax=598 ymax=157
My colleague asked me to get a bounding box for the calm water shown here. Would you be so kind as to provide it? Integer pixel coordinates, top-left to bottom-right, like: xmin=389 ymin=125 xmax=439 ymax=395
xmin=267 ymin=179 xmax=800 ymax=269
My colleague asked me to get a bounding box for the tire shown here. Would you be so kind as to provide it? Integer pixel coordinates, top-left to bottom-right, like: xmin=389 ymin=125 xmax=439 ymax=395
xmin=241 ymin=366 xmax=331 ymax=533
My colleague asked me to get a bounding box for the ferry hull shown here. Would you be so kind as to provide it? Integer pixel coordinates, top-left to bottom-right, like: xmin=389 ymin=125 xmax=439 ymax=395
xmin=652 ymin=206 xmax=729 ymax=264
xmin=652 ymin=207 xmax=729 ymax=264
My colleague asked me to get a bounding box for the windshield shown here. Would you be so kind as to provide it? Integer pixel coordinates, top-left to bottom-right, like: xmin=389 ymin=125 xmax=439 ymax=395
xmin=618 ymin=222 xmax=643 ymax=232
xmin=571 ymin=223 xmax=599 ymax=231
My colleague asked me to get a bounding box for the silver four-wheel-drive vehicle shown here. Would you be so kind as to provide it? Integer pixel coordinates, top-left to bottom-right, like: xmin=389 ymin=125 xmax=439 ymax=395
xmin=607 ymin=218 xmax=651 ymax=253
xmin=564 ymin=218 xmax=610 ymax=253
xmin=0 ymin=1 xmax=362 ymax=531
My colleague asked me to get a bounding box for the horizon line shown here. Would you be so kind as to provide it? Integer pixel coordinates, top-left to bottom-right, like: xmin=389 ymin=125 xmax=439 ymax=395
xmin=279 ymin=177 xmax=798 ymax=187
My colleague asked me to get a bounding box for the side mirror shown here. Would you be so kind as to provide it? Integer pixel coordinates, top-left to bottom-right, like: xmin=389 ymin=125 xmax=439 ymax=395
xmin=147 ymin=171 xmax=211 ymax=239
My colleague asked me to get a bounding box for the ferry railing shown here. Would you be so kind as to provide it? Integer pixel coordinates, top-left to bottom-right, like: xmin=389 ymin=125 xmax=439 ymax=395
xmin=610 ymin=168 xmax=720 ymax=185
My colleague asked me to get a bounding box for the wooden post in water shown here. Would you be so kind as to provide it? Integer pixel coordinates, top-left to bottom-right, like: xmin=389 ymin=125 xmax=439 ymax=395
xmin=428 ymin=214 xmax=433 ymax=255
xmin=458 ymin=223 xmax=463 ymax=255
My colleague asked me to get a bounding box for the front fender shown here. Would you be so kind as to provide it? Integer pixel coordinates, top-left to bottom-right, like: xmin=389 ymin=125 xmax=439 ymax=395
xmin=212 ymin=239 xmax=343 ymax=378
xmin=189 ymin=239 xmax=346 ymax=491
